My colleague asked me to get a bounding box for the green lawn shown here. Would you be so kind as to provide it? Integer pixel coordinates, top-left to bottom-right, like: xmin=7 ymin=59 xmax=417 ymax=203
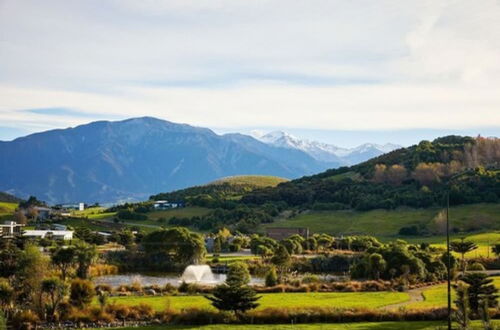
xmin=209 ymin=175 xmax=289 ymax=187
xmin=97 ymin=320 xmax=500 ymax=330
xmin=0 ymin=202 xmax=17 ymax=220
xmin=409 ymin=276 xmax=500 ymax=309
xmin=103 ymin=291 xmax=409 ymax=311
xmin=208 ymin=255 xmax=258 ymax=263
xmin=147 ymin=207 xmax=211 ymax=221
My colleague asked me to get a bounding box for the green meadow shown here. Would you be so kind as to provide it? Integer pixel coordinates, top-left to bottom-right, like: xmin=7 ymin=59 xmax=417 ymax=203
xmin=265 ymin=203 xmax=500 ymax=239
xmin=103 ymin=291 xmax=409 ymax=311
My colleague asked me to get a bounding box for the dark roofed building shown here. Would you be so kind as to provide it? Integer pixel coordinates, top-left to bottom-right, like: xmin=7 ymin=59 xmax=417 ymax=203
xmin=266 ymin=227 xmax=309 ymax=241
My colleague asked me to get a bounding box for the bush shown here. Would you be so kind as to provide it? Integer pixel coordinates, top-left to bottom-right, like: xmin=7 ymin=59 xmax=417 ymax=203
xmin=70 ymin=279 xmax=95 ymax=308
xmin=467 ymin=262 xmax=486 ymax=271
xmin=265 ymin=267 xmax=278 ymax=287
xmin=301 ymin=274 xmax=320 ymax=284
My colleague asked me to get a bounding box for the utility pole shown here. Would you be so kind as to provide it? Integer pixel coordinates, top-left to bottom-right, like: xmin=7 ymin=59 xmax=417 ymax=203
xmin=446 ymin=191 xmax=452 ymax=330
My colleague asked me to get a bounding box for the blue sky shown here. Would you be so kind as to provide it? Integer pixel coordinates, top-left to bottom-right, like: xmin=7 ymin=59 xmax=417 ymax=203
xmin=0 ymin=0 xmax=499 ymax=146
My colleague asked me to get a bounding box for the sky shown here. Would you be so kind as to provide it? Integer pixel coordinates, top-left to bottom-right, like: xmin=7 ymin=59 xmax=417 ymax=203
xmin=0 ymin=0 xmax=499 ymax=147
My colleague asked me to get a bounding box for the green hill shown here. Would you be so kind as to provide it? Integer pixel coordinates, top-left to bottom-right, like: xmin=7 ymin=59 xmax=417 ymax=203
xmin=208 ymin=175 xmax=288 ymax=188
xmin=150 ymin=175 xmax=288 ymax=206
xmin=242 ymin=136 xmax=500 ymax=211
xmin=264 ymin=203 xmax=500 ymax=241
xmin=0 ymin=191 xmax=21 ymax=203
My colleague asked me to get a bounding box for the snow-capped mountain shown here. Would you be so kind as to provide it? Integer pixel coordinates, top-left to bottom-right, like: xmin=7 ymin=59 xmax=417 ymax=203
xmin=254 ymin=131 xmax=401 ymax=166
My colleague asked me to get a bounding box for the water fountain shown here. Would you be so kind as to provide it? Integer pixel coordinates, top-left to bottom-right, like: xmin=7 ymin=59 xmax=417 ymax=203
xmin=180 ymin=265 xmax=216 ymax=284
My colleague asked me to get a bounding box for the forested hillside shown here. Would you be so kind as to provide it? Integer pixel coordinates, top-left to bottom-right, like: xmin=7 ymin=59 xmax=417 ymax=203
xmin=135 ymin=136 xmax=500 ymax=233
xmin=241 ymin=136 xmax=500 ymax=211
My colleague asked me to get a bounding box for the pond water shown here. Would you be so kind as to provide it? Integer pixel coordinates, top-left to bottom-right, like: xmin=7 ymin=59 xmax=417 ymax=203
xmin=93 ymin=273 xmax=264 ymax=288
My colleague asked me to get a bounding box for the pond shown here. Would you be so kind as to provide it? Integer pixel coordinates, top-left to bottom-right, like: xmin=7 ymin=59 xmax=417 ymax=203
xmin=93 ymin=272 xmax=264 ymax=288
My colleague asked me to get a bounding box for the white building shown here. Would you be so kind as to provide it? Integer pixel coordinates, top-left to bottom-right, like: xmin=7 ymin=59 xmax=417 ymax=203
xmin=0 ymin=221 xmax=25 ymax=238
xmin=23 ymin=230 xmax=74 ymax=240
xmin=79 ymin=203 xmax=85 ymax=211
xmin=153 ymin=200 xmax=184 ymax=209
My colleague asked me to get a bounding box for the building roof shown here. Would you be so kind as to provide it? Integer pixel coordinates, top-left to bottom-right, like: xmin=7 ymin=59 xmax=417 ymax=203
xmin=23 ymin=230 xmax=73 ymax=237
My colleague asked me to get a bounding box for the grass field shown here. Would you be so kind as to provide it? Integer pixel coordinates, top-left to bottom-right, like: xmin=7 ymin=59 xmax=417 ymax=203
xmin=265 ymin=203 xmax=500 ymax=239
xmin=147 ymin=207 xmax=211 ymax=221
xmin=0 ymin=202 xmax=17 ymax=220
xmin=104 ymin=291 xmax=409 ymax=311
xmin=208 ymin=175 xmax=289 ymax=188
xmin=408 ymin=276 xmax=500 ymax=309
xmin=97 ymin=320 xmax=500 ymax=330
xmin=208 ymin=255 xmax=258 ymax=263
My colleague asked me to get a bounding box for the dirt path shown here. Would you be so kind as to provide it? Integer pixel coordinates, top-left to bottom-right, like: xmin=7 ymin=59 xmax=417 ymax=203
xmin=380 ymin=287 xmax=427 ymax=310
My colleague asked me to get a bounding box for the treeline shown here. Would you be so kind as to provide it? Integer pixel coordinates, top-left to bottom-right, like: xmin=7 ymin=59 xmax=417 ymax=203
xmin=241 ymin=136 xmax=500 ymax=211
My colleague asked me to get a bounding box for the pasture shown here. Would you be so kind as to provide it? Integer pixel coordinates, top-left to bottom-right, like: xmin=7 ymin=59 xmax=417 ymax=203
xmin=265 ymin=203 xmax=500 ymax=240
xmin=0 ymin=201 xmax=17 ymax=220
xmin=103 ymin=291 xmax=409 ymax=311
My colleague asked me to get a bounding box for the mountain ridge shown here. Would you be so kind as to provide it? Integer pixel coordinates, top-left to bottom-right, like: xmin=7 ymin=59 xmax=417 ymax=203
xmin=254 ymin=130 xmax=401 ymax=165
xmin=0 ymin=117 xmax=327 ymax=204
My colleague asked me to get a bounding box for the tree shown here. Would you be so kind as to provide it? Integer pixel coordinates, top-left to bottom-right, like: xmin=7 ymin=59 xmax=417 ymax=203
xmin=97 ymin=290 xmax=108 ymax=311
xmin=205 ymin=262 xmax=260 ymax=315
xmin=492 ymin=243 xmax=500 ymax=257
xmin=451 ymin=238 xmax=478 ymax=275
xmin=15 ymin=243 xmax=50 ymax=313
xmin=69 ymin=279 xmax=95 ymax=308
xmin=13 ymin=210 xmax=27 ymax=225
xmin=460 ymin=273 xmax=498 ymax=314
xmin=0 ymin=278 xmax=14 ymax=315
xmin=386 ymin=165 xmax=407 ymax=185
xmin=142 ymin=227 xmax=206 ymax=265
xmin=305 ymin=237 xmax=317 ymax=251
xmin=41 ymin=277 xmax=67 ymax=321
xmin=317 ymin=234 xmax=333 ymax=251
xmin=368 ymin=253 xmax=386 ymax=280
xmin=52 ymin=247 xmax=76 ymax=280
xmin=454 ymin=282 xmax=470 ymax=330
xmin=271 ymin=245 xmax=291 ymax=282
xmin=75 ymin=243 xmax=97 ymax=279
xmin=265 ymin=266 xmax=278 ymax=287
xmin=213 ymin=236 xmax=222 ymax=254
xmin=256 ymin=245 xmax=273 ymax=260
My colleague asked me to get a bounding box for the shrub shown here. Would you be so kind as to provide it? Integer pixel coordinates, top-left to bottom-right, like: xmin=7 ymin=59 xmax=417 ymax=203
xmin=301 ymin=274 xmax=320 ymax=284
xmin=265 ymin=267 xmax=278 ymax=287
xmin=70 ymin=279 xmax=95 ymax=308
xmin=467 ymin=262 xmax=486 ymax=271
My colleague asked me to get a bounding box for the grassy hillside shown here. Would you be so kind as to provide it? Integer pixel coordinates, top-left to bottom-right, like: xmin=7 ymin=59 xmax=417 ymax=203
xmin=264 ymin=203 xmax=500 ymax=244
xmin=0 ymin=201 xmax=17 ymax=221
xmin=209 ymin=175 xmax=288 ymax=188
xmin=0 ymin=191 xmax=21 ymax=203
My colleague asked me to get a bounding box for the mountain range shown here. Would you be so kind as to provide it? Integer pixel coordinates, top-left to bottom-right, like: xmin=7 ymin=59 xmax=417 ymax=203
xmin=0 ymin=117 xmax=398 ymax=204
xmin=254 ymin=131 xmax=400 ymax=166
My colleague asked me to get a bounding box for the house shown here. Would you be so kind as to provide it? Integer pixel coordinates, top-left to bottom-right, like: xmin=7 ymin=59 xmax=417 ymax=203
xmin=266 ymin=227 xmax=309 ymax=241
xmin=0 ymin=221 xmax=25 ymax=238
xmin=52 ymin=224 xmax=68 ymax=231
xmin=153 ymin=200 xmax=185 ymax=210
xmin=23 ymin=230 xmax=74 ymax=240
xmin=34 ymin=206 xmax=52 ymax=220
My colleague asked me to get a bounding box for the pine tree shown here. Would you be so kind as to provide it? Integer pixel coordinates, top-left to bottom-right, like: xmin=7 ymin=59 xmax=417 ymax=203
xmin=271 ymin=245 xmax=291 ymax=282
xmin=460 ymin=273 xmax=498 ymax=314
xmin=450 ymin=238 xmax=477 ymax=275
xmin=453 ymin=282 xmax=470 ymax=330
xmin=205 ymin=262 xmax=260 ymax=315
xmin=265 ymin=266 xmax=278 ymax=287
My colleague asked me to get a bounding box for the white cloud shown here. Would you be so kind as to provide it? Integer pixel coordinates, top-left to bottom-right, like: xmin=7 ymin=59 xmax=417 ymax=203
xmin=0 ymin=0 xmax=499 ymax=134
